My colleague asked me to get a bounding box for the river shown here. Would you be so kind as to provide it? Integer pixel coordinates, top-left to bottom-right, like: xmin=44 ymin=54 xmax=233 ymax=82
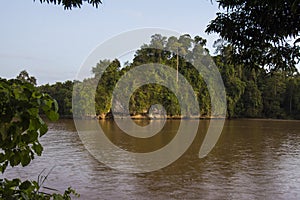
xmin=3 ymin=119 xmax=300 ymax=199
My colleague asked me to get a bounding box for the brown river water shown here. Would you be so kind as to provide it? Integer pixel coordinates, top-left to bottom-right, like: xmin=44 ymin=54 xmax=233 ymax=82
xmin=2 ymin=119 xmax=300 ymax=200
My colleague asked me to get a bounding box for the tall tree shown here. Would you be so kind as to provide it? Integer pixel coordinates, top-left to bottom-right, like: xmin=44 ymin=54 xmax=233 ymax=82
xmin=93 ymin=59 xmax=121 ymax=117
xmin=236 ymin=68 xmax=264 ymax=118
xmin=262 ymin=72 xmax=287 ymax=118
xmin=16 ymin=70 xmax=37 ymax=86
xmin=284 ymin=75 xmax=300 ymax=119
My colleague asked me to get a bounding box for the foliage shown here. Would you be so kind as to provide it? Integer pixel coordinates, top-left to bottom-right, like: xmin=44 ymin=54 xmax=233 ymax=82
xmin=284 ymin=76 xmax=300 ymax=119
xmin=39 ymin=81 xmax=73 ymax=117
xmin=71 ymin=34 xmax=213 ymax=118
xmin=43 ymin=34 xmax=300 ymax=119
xmin=17 ymin=70 xmax=37 ymax=86
xmin=94 ymin=59 xmax=121 ymax=117
xmin=261 ymin=72 xmax=288 ymax=118
xmin=0 ymin=78 xmax=78 ymax=199
xmin=214 ymin=53 xmax=246 ymax=118
xmin=34 ymin=0 xmax=102 ymax=9
xmin=0 ymin=177 xmax=79 ymax=200
xmin=207 ymin=0 xmax=300 ymax=72
xmin=0 ymin=78 xmax=59 ymax=173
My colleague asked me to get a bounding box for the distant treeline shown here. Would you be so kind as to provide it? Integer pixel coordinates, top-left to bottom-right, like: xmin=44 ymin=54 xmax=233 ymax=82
xmin=38 ymin=34 xmax=300 ymax=120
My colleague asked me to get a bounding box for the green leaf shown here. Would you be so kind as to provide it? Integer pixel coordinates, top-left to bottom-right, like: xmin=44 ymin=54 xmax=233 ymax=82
xmin=29 ymin=118 xmax=41 ymax=131
xmin=19 ymin=180 xmax=32 ymax=190
xmin=20 ymin=151 xmax=31 ymax=167
xmin=32 ymin=91 xmax=42 ymax=98
xmin=28 ymin=108 xmax=39 ymax=116
xmin=44 ymin=97 xmax=53 ymax=109
xmin=9 ymin=152 xmax=21 ymax=167
xmin=47 ymin=110 xmax=59 ymax=121
xmin=53 ymin=99 xmax=59 ymax=112
xmin=53 ymin=194 xmax=65 ymax=200
xmin=21 ymin=133 xmax=30 ymax=143
xmin=0 ymin=161 xmax=8 ymax=173
xmin=0 ymin=153 xmax=6 ymax=163
xmin=29 ymin=130 xmax=39 ymax=143
xmin=9 ymin=178 xmax=21 ymax=188
xmin=39 ymin=123 xmax=48 ymax=136
xmin=32 ymin=142 xmax=43 ymax=156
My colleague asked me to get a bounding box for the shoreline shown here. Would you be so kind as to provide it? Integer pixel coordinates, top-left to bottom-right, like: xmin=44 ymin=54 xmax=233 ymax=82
xmin=69 ymin=115 xmax=300 ymax=121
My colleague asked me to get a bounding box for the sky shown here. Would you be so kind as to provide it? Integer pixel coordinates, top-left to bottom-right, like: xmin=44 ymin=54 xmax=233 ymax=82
xmin=0 ymin=0 xmax=222 ymax=85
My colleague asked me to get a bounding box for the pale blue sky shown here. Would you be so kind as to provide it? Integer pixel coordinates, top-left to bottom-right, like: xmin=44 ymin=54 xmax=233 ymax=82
xmin=0 ymin=0 xmax=221 ymax=84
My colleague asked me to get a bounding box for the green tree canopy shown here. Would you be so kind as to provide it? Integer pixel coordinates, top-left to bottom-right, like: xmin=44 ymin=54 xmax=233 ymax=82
xmin=207 ymin=0 xmax=300 ymax=72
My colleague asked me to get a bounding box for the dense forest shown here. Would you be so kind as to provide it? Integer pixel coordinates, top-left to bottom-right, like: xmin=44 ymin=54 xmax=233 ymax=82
xmin=8 ymin=31 xmax=300 ymax=197
xmin=1 ymin=1 xmax=298 ymax=199
xmin=38 ymin=34 xmax=300 ymax=120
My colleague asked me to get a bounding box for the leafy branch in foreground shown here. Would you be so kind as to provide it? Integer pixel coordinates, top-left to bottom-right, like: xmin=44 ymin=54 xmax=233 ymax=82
xmin=0 ymin=78 xmax=59 ymax=173
xmin=0 ymin=77 xmax=78 ymax=199
xmin=207 ymin=0 xmax=300 ymax=72
xmin=0 ymin=176 xmax=79 ymax=200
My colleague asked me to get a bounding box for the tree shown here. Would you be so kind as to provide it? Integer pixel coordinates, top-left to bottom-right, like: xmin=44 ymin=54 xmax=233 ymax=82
xmin=39 ymin=81 xmax=74 ymax=116
xmin=236 ymin=68 xmax=264 ymax=118
xmin=214 ymin=54 xmax=246 ymax=118
xmin=284 ymin=75 xmax=300 ymax=119
xmin=34 ymin=0 xmax=102 ymax=9
xmin=261 ymin=72 xmax=287 ymax=118
xmin=207 ymin=0 xmax=300 ymax=72
xmin=0 ymin=78 xmax=58 ymax=173
xmin=94 ymin=59 xmax=121 ymax=117
xmin=71 ymin=33 xmax=300 ymax=119
xmin=16 ymin=70 xmax=37 ymax=86
xmin=0 ymin=78 xmax=78 ymax=199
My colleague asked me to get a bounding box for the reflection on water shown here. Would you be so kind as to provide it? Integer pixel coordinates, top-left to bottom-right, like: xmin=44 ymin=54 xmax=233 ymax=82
xmin=2 ymin=119 xmax=300 ymax=199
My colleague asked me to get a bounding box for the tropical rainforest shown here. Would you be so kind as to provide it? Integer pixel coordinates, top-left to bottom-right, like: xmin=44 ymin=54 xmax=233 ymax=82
xmin=38 ymin=34 xmax=300 ymax=120
xmin=1 ymin=0 xmax=299 ymax=199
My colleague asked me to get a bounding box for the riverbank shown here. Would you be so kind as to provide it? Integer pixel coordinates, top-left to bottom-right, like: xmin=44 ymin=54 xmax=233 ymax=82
xmin=73 ymin=114 xmax=225 ymax=120
xmin=70 ymin=114 xmax=300 ymax=121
